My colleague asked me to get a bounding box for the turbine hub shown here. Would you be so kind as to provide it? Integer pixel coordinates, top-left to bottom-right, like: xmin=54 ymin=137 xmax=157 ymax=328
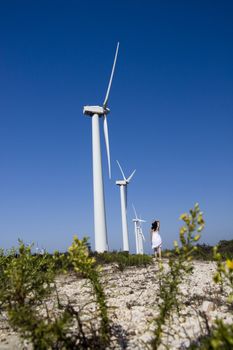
xmin=83 ymin=105 xmax=110 ymax=116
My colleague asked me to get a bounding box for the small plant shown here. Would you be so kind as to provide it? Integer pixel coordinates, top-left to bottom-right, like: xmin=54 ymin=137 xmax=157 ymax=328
xmin=213 ymin=246 xmax=233 ymax=304
xmin=68 ymin=236 xmax=110 ymax=347
xmin=0 ymin=240 xmax=55 ymax=309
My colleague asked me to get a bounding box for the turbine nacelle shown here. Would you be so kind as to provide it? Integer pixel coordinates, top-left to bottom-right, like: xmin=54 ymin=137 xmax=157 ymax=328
xmin=116 ymin=180 xmax=127 ymax=186
xmin=83 ymin=105 xmax=110 ymax=116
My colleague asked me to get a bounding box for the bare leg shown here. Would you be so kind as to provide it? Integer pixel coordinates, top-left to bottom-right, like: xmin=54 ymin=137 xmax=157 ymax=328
xmin=157 ymin=246 xmax=162 ymax=260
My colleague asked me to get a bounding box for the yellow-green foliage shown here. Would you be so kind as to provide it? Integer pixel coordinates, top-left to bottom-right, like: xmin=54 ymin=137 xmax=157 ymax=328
xmin=0 ymin=241 xmax=73 ymax=349
xmin=68 ymin=236 xmax=96 ymax=276
xmin=0 ymin=240 xmax=55 ymax=308
xmin=0 ymin=238 xmax=111 ymax=349
xmin=68 ymin=236 xmax=110 ymax=347
xmin=213 ymin=246 xmax=233 ymax=304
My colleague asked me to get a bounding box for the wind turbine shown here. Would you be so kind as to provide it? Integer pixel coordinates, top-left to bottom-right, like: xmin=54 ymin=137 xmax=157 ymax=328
xmin=132 ymin=205 xmax=146 ymax=254
xmin=83 ymin=43 xmax=120 ymax=253
xmin=116 ymin=160 xmax=136 ymax=251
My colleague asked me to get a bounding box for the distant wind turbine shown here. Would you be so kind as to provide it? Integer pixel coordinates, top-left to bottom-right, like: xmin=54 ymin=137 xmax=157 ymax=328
xmin=116 ymin=160 xmax=136 ymax=251
xmin=83 ymin=43 xmax=120 ymax=252
xmin=132 ymin=205 xmax=146 ymax=254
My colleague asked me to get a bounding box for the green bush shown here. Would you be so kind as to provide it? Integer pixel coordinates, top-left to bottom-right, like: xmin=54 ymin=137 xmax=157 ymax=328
xmin=68 ymin=236 xmax=110 ymax=348
xmin=218 ymin=240 xmax=233 ymax=259
xmin=93 ymin=251 xmax=152 ymax=271
xmin=0 ymin=239 xmax=111 ymax=349
xmin=0 ymin=241 xmax=55 ymax=309
xmin=163 ymin=240 xmax=233 ymax=261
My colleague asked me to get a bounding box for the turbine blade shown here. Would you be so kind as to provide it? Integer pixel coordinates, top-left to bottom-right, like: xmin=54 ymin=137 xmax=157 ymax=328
xmin=103 ymin=42 xmax=120 ymax=108
xmin=127 ymin=169 xmax=136 ymax=182
xmin=103 ymin=114 xmax=111 ymax=178
xmin=139 ymin=215 xmax=146 ymax=223
xmin=132 ymin=204 xmax=138 ymax=219
xmin=116 ymin=160 xmax=126 ymax=181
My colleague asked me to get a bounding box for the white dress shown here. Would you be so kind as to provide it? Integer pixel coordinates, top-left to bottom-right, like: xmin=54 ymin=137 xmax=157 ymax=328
xmin=152 ymin=230 xmax=162 ymax=249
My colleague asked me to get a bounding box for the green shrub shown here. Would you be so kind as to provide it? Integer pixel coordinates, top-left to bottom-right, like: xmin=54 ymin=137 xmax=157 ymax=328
xmin=164 ymin=240 xmax=233 ymax=261
xmin=0 ymin=238 xmax=111 ymax=349
xmin=213 ymin=246 xmax=233 ymax=305
xmin=0 ymin=241 xmax=55 ymax=309
xmin=93 ymin=251 xmax=152 ymax=271
xmin=218 ymin=240 xmax=233 ymax=259
xmin=67 ymin=236 xmax=110 ymax=347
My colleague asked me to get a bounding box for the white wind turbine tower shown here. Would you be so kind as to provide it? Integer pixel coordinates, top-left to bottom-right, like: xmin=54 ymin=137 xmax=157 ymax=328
xmin=116 ymin=160 xmax=136 ymax=251
xmin=83 ymin=43 xmax=120 ymax=252
xmin=132 ymin=205 xmax=146 ymax=254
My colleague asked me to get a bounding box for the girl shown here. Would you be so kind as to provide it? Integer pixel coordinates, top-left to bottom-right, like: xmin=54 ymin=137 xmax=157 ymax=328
xmin=151 ymin=220 xmax=162 ymax=259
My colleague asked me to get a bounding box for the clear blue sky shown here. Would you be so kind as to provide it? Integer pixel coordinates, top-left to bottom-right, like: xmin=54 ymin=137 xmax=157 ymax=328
xmin=0 ymin=1 xmax=232 ymax=253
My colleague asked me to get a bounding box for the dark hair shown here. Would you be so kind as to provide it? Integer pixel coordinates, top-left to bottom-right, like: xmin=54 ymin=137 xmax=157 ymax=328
xmin=151 ymin=220 xmax=159 ymax=231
